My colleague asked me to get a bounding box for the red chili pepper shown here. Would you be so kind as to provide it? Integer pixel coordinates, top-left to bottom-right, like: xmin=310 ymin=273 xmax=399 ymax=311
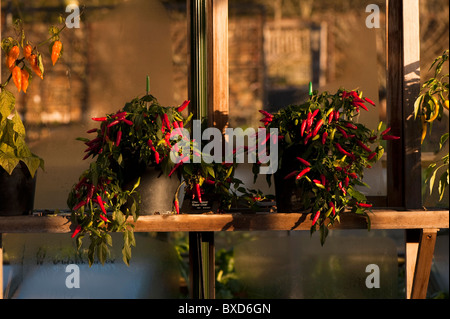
xmin=174 ymin=199 xmax=180 ymax=214
xmin=82 ymin=153 xmax=92 ymax=160
xmin=353 ymin=101 xmax=368 ymax=111
xmin=92 ymin=117 xmax=107 ymax=122
xmin=73 ymin=200 xmax=86 ymax=211
xmin=328 ymin=111 xmax=334 ymax=124
xmin=357 ymin=202 xmax=373 ymax=208
xmin=75 ymin=177 xmax=87 ymax=190
xmin=116 ymin=130 xmax=122 ymax=147
xmin=347 ymin=172 xmax=358 ymax=179
xmin=154 ymin=151 xmax=160 ymax=164
xmin=296 ymin=167 xmax=311 ymax=179
xmin=204 ymin=179 xmax=216 ymax=185
xmin=313 ymin=179 xmax=323 ymax=186
xmin=365 ymin=97 xmax=376 ymax=106
xmin=169 ymin=161 xmax=184 ymax=177
xmin=335 ymin=143 xmax=351 ymax=157
xmin=147 ymin=139 xmax=156 ymax=151
xmin=195 ymin=183 xmax=202 ymax=203
xmin=312 ymin=119 xmax=324 ymax=136
xmin=107 ymin=120 xmax=120 ymax=128
xmin=381 ymin=127 xmax=391 ymax=136
xmin=96 ymin=195 xmax=107 ymax=215
xmin=368 ymin=152 xmax=377 ymax=160
xmin=336 ymin=126 xmax=348 ymax=139
xmin=357 ymin=140 xmax=372 ymax=153
xmin=345 ymin=176 xmax=350 ymax=187
xmin=382 ymin=135 xmax=400 ymax=140
xmin=345 ymin=123 xmax=358 ymax=130
xmin=112 ymin=111 xmax=127 ymax=119
xmin=312 ymin=210 xmax=321 ymax=226
xmin=338 ymin=181 xmax=346 ymax=195
xmin=296 ymin=157 xmax=311 ymax=166
xmin=300 ymin=119 xmax=307 ymax=137
xmin=321 ymin=174 xmax=326 ymax=186
xmin=322 ymin=131 xmax=328 ymax=145
xmin=306 ymin=112 xmax=313 ymax=131
xmin=71 ymin=225 xmax=82 ymax=238
xmin=259 ymin=133 xmax=270 ymax=146
xmin=177 ymin=100 xmax=190 ymax=112
xmin=284 ymin=171 xmax=299 ymax=180
xmin=334 ymin=110 xmax=340 ymax=121
xmin=304 ymin=131 xmax=313 ymax=145
xmin=87 ymin=128 xmax=98 ymax=134
xmin=163 ymin=114 xmax=171 ymax=130
xmin=259 ymin=110 xmax=273 ymax=118
xmin=311 ymin=109 xmax=320 ymax=119
xmin=165 ymin=132 xmax=171 ymax=145
xmin=329 ymin=202 xmax=336 ymax=216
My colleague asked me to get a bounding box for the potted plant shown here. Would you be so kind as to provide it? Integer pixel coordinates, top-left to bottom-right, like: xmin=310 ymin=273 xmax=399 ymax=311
xmin=253 ymin=86 xmax=399 ymax=243
xmin=67 ymin=92 xmax=195 ymax=265
xmin=0 ymin=20 xmax=65 ymax=215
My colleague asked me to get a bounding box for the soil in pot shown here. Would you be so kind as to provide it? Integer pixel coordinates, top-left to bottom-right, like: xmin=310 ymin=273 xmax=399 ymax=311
xmin=0 ymin=162 xmax=37 ymax=216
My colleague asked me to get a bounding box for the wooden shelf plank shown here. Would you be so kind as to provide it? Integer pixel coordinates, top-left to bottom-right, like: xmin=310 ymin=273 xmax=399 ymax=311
xmin=0 ymin=209 xmax=448 ymax=233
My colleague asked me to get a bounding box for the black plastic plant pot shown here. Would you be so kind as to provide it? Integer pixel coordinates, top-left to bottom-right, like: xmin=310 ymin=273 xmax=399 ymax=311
xmin=123 ymin=164 xmax=181 ymax=215
xmin=0 ymin=162 xmax=37 ymax=216
xmin=273 ymin=144 xmax=313 ymax=213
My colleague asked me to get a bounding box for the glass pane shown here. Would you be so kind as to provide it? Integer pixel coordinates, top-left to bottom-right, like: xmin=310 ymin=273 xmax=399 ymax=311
xmin=419 ymin=0 xmax=449 ymax=207
xmin=216 ymin=230 xmax=401 ymax=299
xmin=228 ymin=0 xmax=387 ymax=197
xmin=1 ymin=0 xmax=187 ymax=210
xmin=2 ymin=233 xmax=180 ymax=298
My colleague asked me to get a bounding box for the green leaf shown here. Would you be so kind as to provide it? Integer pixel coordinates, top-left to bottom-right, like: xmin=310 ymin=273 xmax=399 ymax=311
xmin=413 ymin=95 xmax=423 ymax=119
xmin=206 ymin=166 xmax=215 ymax=179
xmin=439 ymin=133 xmax=449 ymax=150
xmin=104 ymin=233 xmax=113 ymax=246
xmin=428 ymin=166 xmax=440 ymax=195
xmin=319 ymin=224 xmax=328 ymax=246
xmin=11 ymin=112 xmax=26 ymax=137
xmin=347 ymin=186 xmax=367 ymax=202
xmin=438 ymin=170 xmax=448 ymax=201
xmin=20 ymin=155 xmax=42 ymax=178
xmin=0 ymin=89 xmax=15 ymax=120
xmin=0 ymin=148 xmax=20 ymax=174
xmin=98 ymin=242 xmax=109 ymax=266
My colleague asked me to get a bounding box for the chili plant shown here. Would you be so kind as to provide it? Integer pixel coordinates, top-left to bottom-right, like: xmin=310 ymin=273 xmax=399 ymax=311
xmin=254 ymin=88 xmax=398 ymax=244
xmin=415 ymin=50 xmax=449 ymax=202
xmin=67 ymin=94 xmax=194 ymax=266
xmin=1 ymin=18 xmax=68 ymax=178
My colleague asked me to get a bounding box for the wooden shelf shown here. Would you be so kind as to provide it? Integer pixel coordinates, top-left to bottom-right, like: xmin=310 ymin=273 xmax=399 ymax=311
xmin=0 ymin=209 xmax=448 ymax=233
